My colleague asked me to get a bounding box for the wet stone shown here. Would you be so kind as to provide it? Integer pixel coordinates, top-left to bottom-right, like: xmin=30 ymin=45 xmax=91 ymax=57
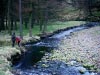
xmin=14 ymin=60 xmax=97 ymax=75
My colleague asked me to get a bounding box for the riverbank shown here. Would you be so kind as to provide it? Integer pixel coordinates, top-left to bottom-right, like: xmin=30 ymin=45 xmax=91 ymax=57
xmin=42 ymin=26 xmax=100 ymax=72
xmin=0 ymin=35 xmax=40 ymax=75
xmin=0 ymin=46 xmax=21 ymax=75
xmin=0 ymin=22 xmax=99 ymax=75
xmin=13 ymin=23 xmax=100 ymax=75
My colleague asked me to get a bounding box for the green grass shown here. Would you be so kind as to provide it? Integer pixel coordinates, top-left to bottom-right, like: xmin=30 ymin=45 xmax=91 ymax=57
xmin=16 ymin=21 xmax=86 ymax=36
xmin=0 ymin=71 xmax=5 ymax=75
xmin=46 ymin=21 xmax=86 ymax=33
xmin=93 ymin=11 xmax=100 ymax=17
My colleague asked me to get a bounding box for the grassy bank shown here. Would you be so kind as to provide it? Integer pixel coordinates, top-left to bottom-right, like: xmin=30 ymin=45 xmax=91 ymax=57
xmin=44 ymin=26 xmax=100 ymax=72
xmin=0 ymin=21 xmax=86 ymax=46
xmin=0 ymin=46 xmax=21 ymax=75
xmin=16 ymin=21 xmax=86 ymax=36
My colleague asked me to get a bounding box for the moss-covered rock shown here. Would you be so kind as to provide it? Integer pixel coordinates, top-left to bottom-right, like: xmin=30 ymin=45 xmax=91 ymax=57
xmin=83 ymin=64 xmax=97 ymax=71
xmin=21 ymin=36 xmax=40 ymax=45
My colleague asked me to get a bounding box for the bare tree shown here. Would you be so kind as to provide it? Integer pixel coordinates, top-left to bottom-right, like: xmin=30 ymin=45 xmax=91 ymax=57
xmin=7 ymin=0 xmax=11 ymax=34
xmin=29 ymin=13 xmax=32 ymax=37
xmin=19 ymin=0 xmax=23 ymax=39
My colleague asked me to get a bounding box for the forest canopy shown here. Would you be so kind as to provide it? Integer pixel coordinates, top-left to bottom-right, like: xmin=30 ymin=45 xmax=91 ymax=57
xmin=0 ymin=0 xmax=100 ymax=32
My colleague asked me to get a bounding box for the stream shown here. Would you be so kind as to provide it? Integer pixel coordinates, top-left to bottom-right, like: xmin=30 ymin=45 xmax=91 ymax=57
xmin=13 ymin=22 xmax=99 ymax=75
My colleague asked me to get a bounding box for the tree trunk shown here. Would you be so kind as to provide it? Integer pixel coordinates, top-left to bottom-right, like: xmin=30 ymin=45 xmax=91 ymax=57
xmin=88 ymin=0 xmax=93 ymax=16
xmin=31 ymin=16 xmax=34 ymax=28
xmin=0 ymin=0 xmax=6 ymax=31
xmin=11 ymin=16 xmax=14 ymax=30
xmin=5 ymin=15 xmax=8 ymax=30
xmin=40 ymin=20 xmax=43 ymax=31
xmin=29 ymin=3 xmax=33 ymax=37
xmin=29 ymin=15 xmax=32 ymax=37
xmin=31 ymin=4 xmax=35 ymax=28
xmin=24 ymin=20 xmax=28 ymax=29
xmin=0 ymin=17 xmax=5 ymax=31
xmin=7 ymin=0 xmax=11 ymax=35
xmin=19 ymin=0 xmax=23 ymax=39
xmin=14 ymin=19 xmax=17 ymax=30
xmin=42 ymin=8 xmax=48 ymax=33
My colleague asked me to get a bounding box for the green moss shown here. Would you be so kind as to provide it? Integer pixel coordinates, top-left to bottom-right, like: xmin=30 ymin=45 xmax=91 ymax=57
xmin=0 ymin=46 xmax=21 ymax=75
xmin=0 ymin=71 xmax=5 ymax=75
xmin=83 ymin=64 xmax=97 ymax=71
xmin=0 ymin=41 xmax=11 ymax=46
xmin=79 ymin=70 xmax=85 ymax=74
xmin=42 ymin=64 xmax=49 ymax=68
xmin=93 ymin=11 xmax=100 ymax=17
xmin=0 ymin=60 xmax=5 ymax=64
